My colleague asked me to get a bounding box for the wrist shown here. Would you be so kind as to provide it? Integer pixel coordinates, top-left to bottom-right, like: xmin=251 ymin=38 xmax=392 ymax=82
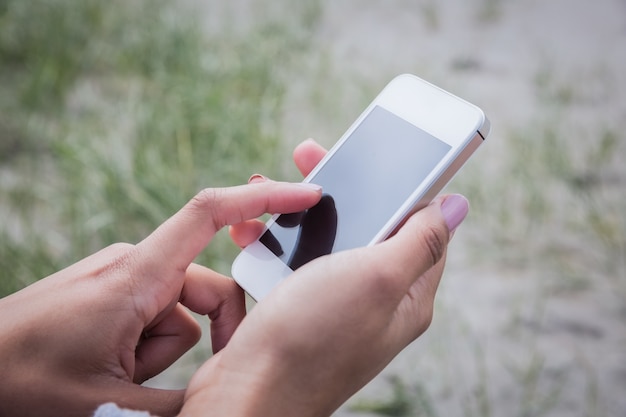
xmin=183 ymin=346 xmax=339 ymax=417
xmin=182 ymin=351 xmax=274 ymax=417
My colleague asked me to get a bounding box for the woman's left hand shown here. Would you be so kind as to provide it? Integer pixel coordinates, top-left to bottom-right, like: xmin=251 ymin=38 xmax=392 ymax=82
xmin=0 ymin=180 xmax=322 ymax=417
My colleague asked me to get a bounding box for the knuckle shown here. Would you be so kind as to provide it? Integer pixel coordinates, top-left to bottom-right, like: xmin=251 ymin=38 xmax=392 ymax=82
xmin=191 ymin=187 xmax=227 ymax=229
xmin=419 ymin=224 xmax=447 ymax=267
xmin=362 ymin=252 xmax=407 ymax=298
xmin=184 ymin=315 xmax=203 ymax=346
xmin=191 ymin=188 xmax=220 ymax=211
xmin=100 ymin=242 xmax=136 ymax=268
xmin=102 ymin=242 xmax=135 ymax=255
xmin=418 ymin=304 xmax=435 ymax=333
xmin=208 ymin=273 xmax=241 ymax=302
xmin=222 ymin=277 xmax=244 ymax=298
xmin=107 ymin=249 xmax=138 ymax=275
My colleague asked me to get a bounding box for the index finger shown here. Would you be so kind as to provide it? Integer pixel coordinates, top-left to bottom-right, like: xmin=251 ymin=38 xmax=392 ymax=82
xmin=136 ymin=181 xmax=322 ymax=274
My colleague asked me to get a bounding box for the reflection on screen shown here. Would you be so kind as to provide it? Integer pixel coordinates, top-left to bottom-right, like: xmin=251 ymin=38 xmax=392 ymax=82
xmin=259 ymin=105 xmax=451 ymax=270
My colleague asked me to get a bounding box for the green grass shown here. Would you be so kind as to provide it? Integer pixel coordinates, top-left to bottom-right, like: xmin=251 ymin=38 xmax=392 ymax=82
xmin=452 ymin=62 xmax=625 ymax=288
xmin=2 ymin=2 xmax=624 ymax=415
xmin=350 ymin=375 xmax=438 ymax=417
xmin=0 ymin=0 xmax=320 ymax=295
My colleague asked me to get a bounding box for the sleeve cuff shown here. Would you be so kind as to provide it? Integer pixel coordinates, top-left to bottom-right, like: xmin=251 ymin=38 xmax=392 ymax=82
xmin=93 ymin=403 xmax=156 ymax=417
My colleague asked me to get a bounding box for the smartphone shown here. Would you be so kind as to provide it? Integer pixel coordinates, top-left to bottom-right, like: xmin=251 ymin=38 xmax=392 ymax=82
xmin=232 ymin=74 xmax=490 ymax=301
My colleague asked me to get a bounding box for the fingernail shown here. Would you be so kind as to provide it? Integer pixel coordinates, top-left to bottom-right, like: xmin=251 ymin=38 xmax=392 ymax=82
xmin=440 ymin=194 xmax=469 ymax=233
xmin=297 ymin=182 xmax=322 ymax=192
xmin=248 ymin=174 xmax=268 ymax=184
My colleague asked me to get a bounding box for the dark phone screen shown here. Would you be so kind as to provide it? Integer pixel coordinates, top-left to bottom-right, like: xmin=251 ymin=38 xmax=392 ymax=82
xmin=260 ymin=105 xmax=451 ymax=270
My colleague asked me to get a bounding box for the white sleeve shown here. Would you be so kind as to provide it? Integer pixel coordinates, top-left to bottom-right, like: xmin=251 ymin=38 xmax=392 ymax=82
xmin=93 ymin=403 xmax=156 ymax=417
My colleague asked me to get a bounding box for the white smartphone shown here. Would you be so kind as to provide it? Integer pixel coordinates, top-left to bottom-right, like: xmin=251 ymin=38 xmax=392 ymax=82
xmin=232 ymin=74 xmax=490 ymax=301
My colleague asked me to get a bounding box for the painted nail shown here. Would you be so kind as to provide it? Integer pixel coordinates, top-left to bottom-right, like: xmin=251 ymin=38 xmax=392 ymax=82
xmin=440 ymin=194 xmax=469 ymax=233
xmin=248 ymin=174 xmax=267 ymax=184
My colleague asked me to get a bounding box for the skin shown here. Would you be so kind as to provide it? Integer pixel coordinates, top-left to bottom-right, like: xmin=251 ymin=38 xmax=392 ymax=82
xmin=0 ymin=139 xmax=468 ymax=417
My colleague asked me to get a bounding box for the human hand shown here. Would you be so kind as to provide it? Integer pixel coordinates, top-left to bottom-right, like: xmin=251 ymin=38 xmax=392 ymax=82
xmin=0 ymin=181 xmax=322 ymax=417
xmin=181 ymin=139 xmax=470 ymax=417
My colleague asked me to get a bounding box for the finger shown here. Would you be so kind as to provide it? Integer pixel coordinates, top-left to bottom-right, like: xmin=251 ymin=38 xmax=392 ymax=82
xmin=293 ymin=138 xmax=327 ymax=177
xmin=229 ymin=219 xmax=267 ymax=248
xmin=135 ymin=181 xmax=323 ymax=278
xmin=380 ymin=195 xmax=469 ymax=344
xmin=400 ymin=252 xmax=448 ymax=339
xmin=227 ymin=174 xmax=274 ymax=248
xmin=410 ymin=253 xmax=447 ymax=312
xmin=227 ymin=141 xmax=327 ymax=248
xmin=134 ymin=304 xmax=201 ymax=383
xmin=181 ymin=263 xmax=246 ymax=353
xmin=376 ymin=194 xmax=468 ymax=295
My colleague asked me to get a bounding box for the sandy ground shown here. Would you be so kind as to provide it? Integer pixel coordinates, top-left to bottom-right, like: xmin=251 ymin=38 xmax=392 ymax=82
xmin=156 ymin=1 xmax=626 ymax=415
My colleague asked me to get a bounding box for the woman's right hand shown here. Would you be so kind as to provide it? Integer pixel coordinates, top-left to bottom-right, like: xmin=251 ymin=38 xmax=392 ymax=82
xmin=181 ymin=139 xmax=469 ymax=417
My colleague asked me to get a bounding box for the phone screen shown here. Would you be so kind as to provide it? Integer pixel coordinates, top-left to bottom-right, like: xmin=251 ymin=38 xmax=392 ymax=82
xmin=260 ymin=105 xmax=452 ymax=270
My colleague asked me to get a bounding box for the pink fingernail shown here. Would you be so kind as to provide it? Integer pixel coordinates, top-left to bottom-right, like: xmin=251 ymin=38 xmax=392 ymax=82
xmin=248 ymin=174 xmax=267 ymax=184
xmin=440 ymin=194 xmax=469 ymax=232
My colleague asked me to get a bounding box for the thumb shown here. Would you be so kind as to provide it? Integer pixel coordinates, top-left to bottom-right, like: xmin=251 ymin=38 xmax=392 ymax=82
xmin=378 ymin=194 xmax=469 ymax=294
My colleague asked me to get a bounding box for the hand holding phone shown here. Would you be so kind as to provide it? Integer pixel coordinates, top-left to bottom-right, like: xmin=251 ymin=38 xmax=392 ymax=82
xmin=232 ymin=74 xmax=490 ymax=301
xmin=185 ymin=191 xmax=469 ymax=417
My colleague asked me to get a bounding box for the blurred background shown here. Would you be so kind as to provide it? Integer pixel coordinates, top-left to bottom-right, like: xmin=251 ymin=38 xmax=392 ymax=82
xmin=0 ymin=0 xmax=624 ymax=416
